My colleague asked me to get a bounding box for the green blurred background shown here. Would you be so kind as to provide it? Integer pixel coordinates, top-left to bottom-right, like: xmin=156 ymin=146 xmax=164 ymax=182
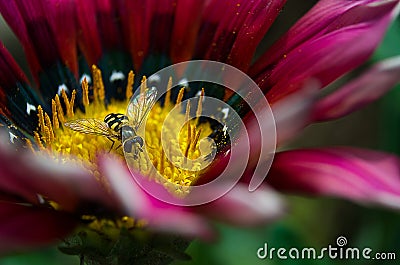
xmin=1 ymin=0 xmax=400 ymax=264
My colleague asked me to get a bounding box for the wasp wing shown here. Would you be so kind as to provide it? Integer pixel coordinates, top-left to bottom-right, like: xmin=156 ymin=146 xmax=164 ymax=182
xmin=127 ymin=86 xmax=157 ymax=131
xmin=64 ymin=119 xmax=116 ymax=138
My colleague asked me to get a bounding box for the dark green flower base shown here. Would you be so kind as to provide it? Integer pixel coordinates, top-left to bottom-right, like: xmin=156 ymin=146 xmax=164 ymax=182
xmin=59 ymin=227 xmax=191 ymax=265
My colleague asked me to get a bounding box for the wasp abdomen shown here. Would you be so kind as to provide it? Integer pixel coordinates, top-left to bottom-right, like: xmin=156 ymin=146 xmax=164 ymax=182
xmin=104 ymin=113 xmax=128 ymax=132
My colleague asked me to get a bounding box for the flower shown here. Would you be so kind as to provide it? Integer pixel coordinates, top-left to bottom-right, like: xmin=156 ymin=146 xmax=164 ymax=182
xmin=1 ymin=0 xmax=400 ymax=263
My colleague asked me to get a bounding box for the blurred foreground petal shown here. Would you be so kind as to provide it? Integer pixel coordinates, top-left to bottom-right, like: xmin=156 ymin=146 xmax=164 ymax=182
xmin=0 ymin=140 xmax=113 ymax=212
xmin=269 ymin=147 xmax=400 ymax=210
xmin=196 ymin=184 xmax=285 ymax=226
xmin=314 ymin=56 xmax=400 ymax=121
xmin=98 ymin=155 xmax=214 ymax=239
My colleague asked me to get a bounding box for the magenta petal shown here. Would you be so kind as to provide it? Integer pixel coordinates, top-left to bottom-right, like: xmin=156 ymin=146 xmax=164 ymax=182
xmin=251 ymin=0 xmax=374 ymax=76
xmin=0 ymin=141 xmax=112 ymax=212
xmin=76 ymin=0 xmax=102 ymax=65
xmin=196 ymin=0 xmax=284 ymax=69
xmin=0 ymin=1 xmax=41 ymax=76
xmin=42 ymin=0 xmax=78 ymax=76
xmin=98 ymin=155 xmax=214 ymax=239
xmin=268 ymin=147 xmax=400 ymax=209
xmin=0 ymin=43 xmax=28 ymax=90
xmin=0 ymin=202 xmax=76 ymax=255
xmin=313 ymin=56 xmax=400 ymax=121
xmin=116 ymin=0 xmax=150 ymax=69
xmin=196 ymin=184 xmax=285 ymax=226
xmin=251 ymin=0 xmax=400 ymax=102
xmin=170 ymin=0 xmax=205 ymax=63
xmin=227 ymin=0 xmax=286 ymax=71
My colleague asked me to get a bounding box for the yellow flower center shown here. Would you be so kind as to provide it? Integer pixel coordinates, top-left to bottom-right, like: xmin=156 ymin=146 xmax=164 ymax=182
xmin=30 ymin=66 xmax=214 ymax=195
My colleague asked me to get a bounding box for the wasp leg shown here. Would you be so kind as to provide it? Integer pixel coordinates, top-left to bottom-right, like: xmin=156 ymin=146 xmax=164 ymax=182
xmin=107 ymin=138 xmax=116 ymax=152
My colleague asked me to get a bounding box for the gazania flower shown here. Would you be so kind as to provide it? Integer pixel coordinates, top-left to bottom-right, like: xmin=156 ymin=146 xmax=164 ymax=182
xmin=1 ymin=0 xmax=400 ymax=264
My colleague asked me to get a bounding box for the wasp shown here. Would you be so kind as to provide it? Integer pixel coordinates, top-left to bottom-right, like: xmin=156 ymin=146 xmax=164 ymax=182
xmin=64 ymin=87 xmax=157 ymax=159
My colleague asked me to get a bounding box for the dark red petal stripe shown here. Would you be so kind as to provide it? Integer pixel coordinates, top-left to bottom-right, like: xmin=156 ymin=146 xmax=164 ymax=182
xmin=43 ymin=0 xmax=78 ymax=76
xmin=76 ymin=0 xmax=103 ymax=65
xmin=116 ymin=0 xmax=151 ymax=70
xmin=148 ymin=0 xmax=176 ymax=54
xmin=95 ymin=0 xmax=123 ymax=50
xmin=170 ymin=0 xmax=205 ymax=63
xmin=227 ymin=0 xmax=286 ymax=72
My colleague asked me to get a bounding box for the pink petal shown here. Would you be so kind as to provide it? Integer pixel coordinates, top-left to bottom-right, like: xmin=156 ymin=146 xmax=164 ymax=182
xmin=251 ymin=0 xmax=400 ymax=102
xmin=0 ymin=202 xmax=76 ymax=255
xmin=0 ymin=140 xmax=113 ymax=212
xmin=268 ymin=147 xmax=400 ymax=209
xmin=196 ymin=183 xmax=285 ymax=226
xmin=313 ymin=56 xmax=400 ymax=121
xmin=98 ymin=155 xmax=214 ymax=239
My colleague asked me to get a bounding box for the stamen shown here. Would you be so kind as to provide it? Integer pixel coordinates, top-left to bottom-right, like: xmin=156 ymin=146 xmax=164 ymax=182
xmin=82 ymin=78 xmax=90 ymax=107
xmin=164 ymin=76 xmax=172 ymax=107
xmin=54 ymin=95 xmax=65 ymax=123
xmin=25 ymin=138 xmax=35 ymax=153
xmin=34 ymin=131 xmax=45 ymax=150
xmin=44 ymin=126 xmax=51 ymax=145
xmin=92 ymin=65 xmax=105 ymax=102
xmin=196 ymin=88 xmax=204 ymax=121
xmin=69 ymin=90 xmax=76 ymax=117
xmin=191 ymin=128 xmax=202 ymax=152
xmin=176 ymin=87 xmax=185 ymax=105
xmin=44 ymin=113 xmax=54 ymax=142
xmin=37 ymin=105 xmax=46 ymax=134
xmin=140 ymin=76 xmax=147 ymax=95
xmin=126 ymin=70 xmax=134 ymax=100
xmin=61 ymin=89 xmax=71 ymax=117
xmin=51 ymin=100 xmax=59 ymax=129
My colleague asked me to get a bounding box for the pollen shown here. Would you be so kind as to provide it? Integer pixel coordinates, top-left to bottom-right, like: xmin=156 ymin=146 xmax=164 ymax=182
xmin=31 ymin=66 xmax=214 ymax=196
